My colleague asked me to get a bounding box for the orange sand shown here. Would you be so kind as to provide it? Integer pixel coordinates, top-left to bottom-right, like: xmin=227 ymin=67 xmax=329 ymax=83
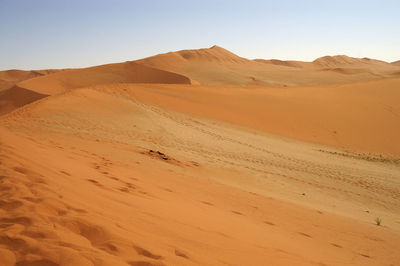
xmin=1 ymin=46 xmax=399 ymax=266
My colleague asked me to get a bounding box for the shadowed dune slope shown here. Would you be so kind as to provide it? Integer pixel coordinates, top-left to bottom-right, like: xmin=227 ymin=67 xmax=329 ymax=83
xmin=110 ymin=79 xmax=400 ymax=156
xmin=0 ymin=69 xmax=59 ymax=92
xmin=0 ymin=86 xmax=48 ymax=115
xmin=136 ymin=46 xmax=400 ymax=86
xmin=18 ymin=61 xmax=191 ymax=95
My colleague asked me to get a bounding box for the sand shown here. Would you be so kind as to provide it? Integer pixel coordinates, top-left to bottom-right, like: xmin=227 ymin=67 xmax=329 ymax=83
xmin=0 ymin=86 xmax=48 ymax=116
xmin=115 ymin=79 xmax=400 ymax=156
xmin=0 ymin=46 xmax=399 ymax=266
xmin=0 ymin=69 xmax=59 ymax=92
xmin=136 ymin=46 xmax=400 ymax=86
xmin=18 ymin=62 xmax=190 ymax=95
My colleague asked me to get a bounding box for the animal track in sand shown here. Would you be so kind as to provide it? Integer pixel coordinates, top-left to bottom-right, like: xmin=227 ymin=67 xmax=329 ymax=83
xmin=174 ymin=249 xmax=189 ymax=259
xmin=133 ymin=244 xmax=164 ymax=260
xmin=13 ymin=166 xmax=29 ymax=174
xmin=87 ymin=179 xmax=103 ymax=187
xmin=60 ymin=170 xmax=71 ymax=176
xmin=297 ymin=232 xmax=312 ymax=238
xmin=129 ymin=100 xmax=400 ymax=207
xmin=119 ymin=187 xmax=130 ymax=193
xmin=263 ymin=221 xmax=276 ymax=226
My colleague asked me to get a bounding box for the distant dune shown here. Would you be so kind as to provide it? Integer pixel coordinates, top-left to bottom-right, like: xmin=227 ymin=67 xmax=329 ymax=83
xmin=18 ymin=61 xmax=191 ymax=95
xmin=0 ymin=69 xmax=59 ymax=92
xmin=136 ymin=46 xmax=400 ymax=86
xmin=392 ymin=60 xmax=400 ymax=66
xmin=254 ymin=59 xmax=312 ymax=68
xmin=0 ymin=85 xmax=47 ymax=115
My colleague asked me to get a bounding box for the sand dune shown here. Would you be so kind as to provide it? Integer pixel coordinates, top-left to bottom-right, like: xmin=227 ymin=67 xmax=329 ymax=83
xmin=0 ymin=69 xmax=60 ymax=115
xmin=136 ymin=46 xmax=400 ymax=86
xmin=18 ymin=62 xmax=191 ymax=95
xmin=312 ymin=55 xmax=390 ymax=68
xmin=98 ymin=79 xmax=400 ymax=156
xmin=0 ymin=69 xmax=59 ymax=92
xmin=0 ymin=85 xmax=48 ymax=116
xmin=256 ymin=55 xmax=395 ymax=69
xmin=1 ymin=46 xmax=400 ymax=266
xmin=253 ymin=59 xmax=312 ymax=68
xmin=1 ymin=85 xmax=399 ymax=265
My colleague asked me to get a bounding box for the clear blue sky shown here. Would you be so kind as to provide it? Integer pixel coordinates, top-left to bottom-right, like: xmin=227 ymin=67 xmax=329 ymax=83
xmin=1 ymin=0 xmax=399 ymax=70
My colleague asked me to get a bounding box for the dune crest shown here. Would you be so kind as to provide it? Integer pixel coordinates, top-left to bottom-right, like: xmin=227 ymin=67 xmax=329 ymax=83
xmin=312 ymin=55 xmax=390 ymax=68
xmin=0 ymin=69 xmax=60 ymax=92
xmin=18 ymin=61 xmax=191 ymax=95
xmin=136 ymin=46 xmax=400 ymax=86
xmin=392 ymin=60 xmax=400 ymax=66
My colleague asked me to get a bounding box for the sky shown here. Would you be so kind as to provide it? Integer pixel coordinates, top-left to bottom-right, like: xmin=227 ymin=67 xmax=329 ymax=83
xmin=0 ymin=0 xmax=399 ymax=70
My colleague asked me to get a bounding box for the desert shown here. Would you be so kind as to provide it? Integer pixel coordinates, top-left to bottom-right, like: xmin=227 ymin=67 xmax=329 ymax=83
xmin=1 ymin=1 xmax=400 ymax=265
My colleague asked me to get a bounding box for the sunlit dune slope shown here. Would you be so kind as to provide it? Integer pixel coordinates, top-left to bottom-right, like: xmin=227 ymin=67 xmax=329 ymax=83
xmin=18 ymin=61 xmax=191 ymax=95
xmin=136 ymin=46 xmax=400 ymax=86
xmin=105 ymin=79 xmax=400 ymax=156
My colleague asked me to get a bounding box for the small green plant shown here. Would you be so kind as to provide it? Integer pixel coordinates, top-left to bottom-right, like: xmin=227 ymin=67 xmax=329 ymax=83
xmin=375 ymin=217 xmax=382 ymax=226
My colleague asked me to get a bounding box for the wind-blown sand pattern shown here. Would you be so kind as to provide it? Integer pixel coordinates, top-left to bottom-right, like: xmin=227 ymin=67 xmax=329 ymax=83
xmin=0 ymin=46 xmax=400 ymax=265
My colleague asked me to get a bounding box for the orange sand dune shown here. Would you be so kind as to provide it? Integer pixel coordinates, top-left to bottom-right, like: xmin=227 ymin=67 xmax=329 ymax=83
xmin=256 ymin=55 xmax=395 ymax=70
xmin=18 ymin=62 xmax=191 ymax=95
xmin=1 ymin=85 xmax=399 ymax=265
xmin=0 ymin=69 xmax=59 ymax=92
xmin=0 ymin=86 xmax=48 ymax=115
xmin=1 ymin=46 xmax=400 ymax=266
xmin=312 ymin=55 xmax=391 ymax=68
xmin=93 ymin=79 xmax=400 ymax=156
xmin=253 ymin=59 xmax=312 ymax=68
xmin=136 ymin=46 xmax=400 ymax=86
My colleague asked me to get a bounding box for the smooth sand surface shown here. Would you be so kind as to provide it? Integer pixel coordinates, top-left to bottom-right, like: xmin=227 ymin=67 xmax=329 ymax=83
xmin=18 ymin=62 xmax=190 ymax=95
xmin=105 ymin=80 xmax=400 ymax=156
xmin=1 ymin=46 xmax=399 ymax=265
xmin=0 ymin=84 xmax=399 ymax=265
